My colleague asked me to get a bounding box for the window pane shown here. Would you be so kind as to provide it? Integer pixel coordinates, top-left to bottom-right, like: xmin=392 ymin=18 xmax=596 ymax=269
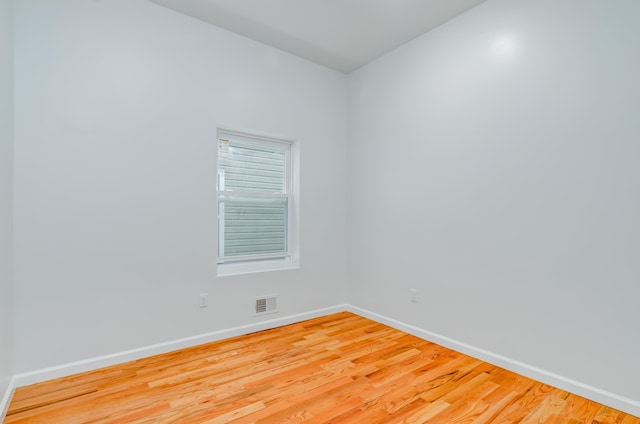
xmin=219 ymin=196 xmax=288 ymax=258
xmin=219 ymin=140 xmax=287 ymax=193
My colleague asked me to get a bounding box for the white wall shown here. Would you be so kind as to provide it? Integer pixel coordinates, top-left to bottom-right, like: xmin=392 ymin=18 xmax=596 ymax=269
xmin=348 ymin=0 xmax=640 ymax=405
xmin=0 ymin=0 xmax=14 ymax=405
xmin=13 ymin=0 xmax=349 ymax=373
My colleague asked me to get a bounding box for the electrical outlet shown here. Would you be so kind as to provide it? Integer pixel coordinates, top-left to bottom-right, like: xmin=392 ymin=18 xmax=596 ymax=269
xmin=410 ymin=289 xmax=418 ymax=303
xmin=199 ymin=293 xmax=209 ymax=308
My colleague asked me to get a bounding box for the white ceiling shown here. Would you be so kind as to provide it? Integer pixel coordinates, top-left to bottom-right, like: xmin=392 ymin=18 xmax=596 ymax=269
xmin=149 ymin=0 xmax=488 ymax=73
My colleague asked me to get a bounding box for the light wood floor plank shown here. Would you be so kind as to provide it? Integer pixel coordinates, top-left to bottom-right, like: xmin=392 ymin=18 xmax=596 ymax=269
xmin=5 ymin=312 xmax=640 ymax=423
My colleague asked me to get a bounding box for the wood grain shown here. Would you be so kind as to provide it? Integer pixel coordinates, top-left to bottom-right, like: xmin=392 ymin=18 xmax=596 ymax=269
xmin=5 ymin=312 xmax=639 ymax=423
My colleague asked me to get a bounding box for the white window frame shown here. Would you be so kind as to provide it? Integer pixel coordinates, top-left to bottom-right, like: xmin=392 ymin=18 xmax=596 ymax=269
xmin=216 ymin=128 xmax=299 ymax=277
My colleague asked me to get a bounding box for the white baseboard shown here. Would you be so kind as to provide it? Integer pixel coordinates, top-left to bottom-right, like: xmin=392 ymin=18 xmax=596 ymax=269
xmin=0 ymin=376 xmax=17 ymax=422
xmin=7 ymin=303 xmax=640 ymax=419
xmin=13 ymin=304 xmax=347 ymax=388
xmin=346 ymin=305 xmax=640 ymax=418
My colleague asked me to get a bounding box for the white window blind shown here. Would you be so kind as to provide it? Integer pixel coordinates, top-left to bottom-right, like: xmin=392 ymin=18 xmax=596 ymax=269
xmin=217 ymin=131 xmax=292 ymax=264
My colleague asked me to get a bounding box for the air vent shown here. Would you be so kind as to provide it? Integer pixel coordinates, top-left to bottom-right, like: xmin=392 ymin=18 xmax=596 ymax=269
xmin=255 ymin=295 xmax=278 ymax=315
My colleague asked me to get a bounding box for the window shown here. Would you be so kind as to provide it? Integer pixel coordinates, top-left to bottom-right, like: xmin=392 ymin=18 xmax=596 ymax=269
xmin=217 ymin=129 xmax=298 ymax=276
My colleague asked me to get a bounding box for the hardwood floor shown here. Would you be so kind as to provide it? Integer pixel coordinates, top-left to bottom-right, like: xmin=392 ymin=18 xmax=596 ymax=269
xmin=6 ymin=312 xmax=639 ymax=423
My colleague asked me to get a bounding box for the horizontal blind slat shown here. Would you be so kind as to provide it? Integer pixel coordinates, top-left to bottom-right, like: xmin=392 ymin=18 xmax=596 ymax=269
xmin=219 ymin=139 xmax=287 ymax=194
xmin=219 ymin=194 xmax=288 ymax=258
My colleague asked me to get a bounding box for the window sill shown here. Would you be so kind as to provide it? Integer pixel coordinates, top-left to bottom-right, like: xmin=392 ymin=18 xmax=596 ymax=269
xmin=217 ymin=257 xmax=299 ymax=277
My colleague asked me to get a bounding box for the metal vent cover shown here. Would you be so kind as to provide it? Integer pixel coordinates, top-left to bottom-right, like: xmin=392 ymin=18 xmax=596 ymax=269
xmin=255 ymin=295 xmax=278 ymax=315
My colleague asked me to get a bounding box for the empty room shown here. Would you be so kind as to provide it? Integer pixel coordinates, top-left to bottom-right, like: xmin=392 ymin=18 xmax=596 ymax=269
xmin=1 ymin=0 xmax=639 ymax=422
